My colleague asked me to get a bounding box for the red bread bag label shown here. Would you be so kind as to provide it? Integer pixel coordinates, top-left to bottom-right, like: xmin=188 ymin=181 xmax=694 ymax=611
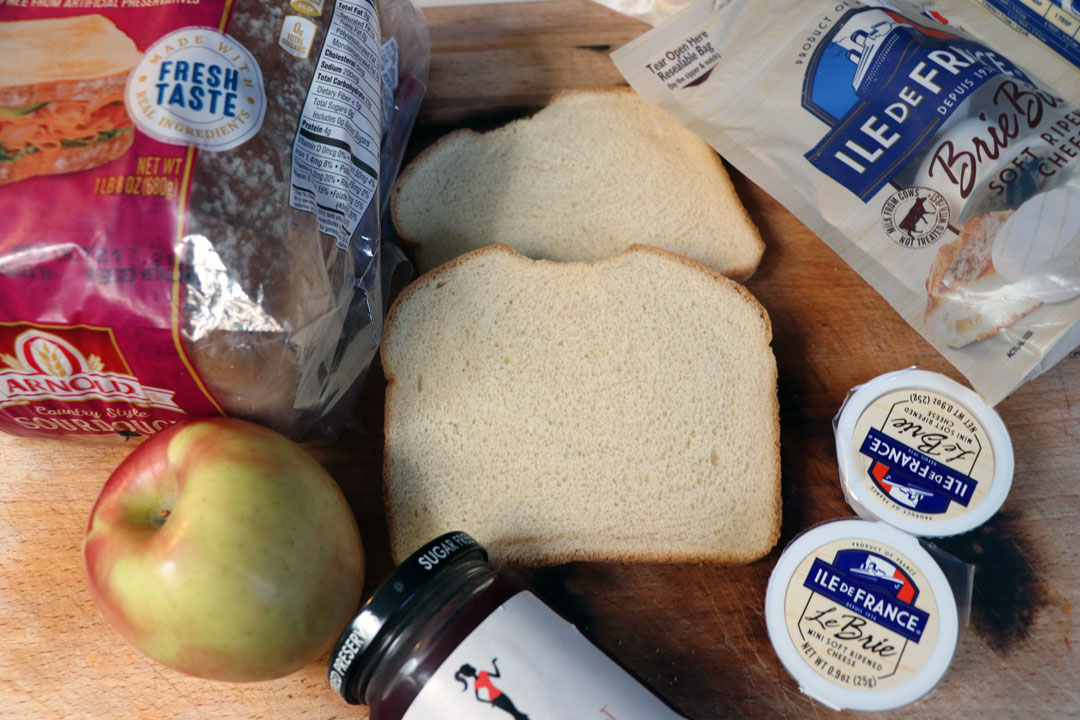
xmin=0 ymin=3 xmax=233 ymax=439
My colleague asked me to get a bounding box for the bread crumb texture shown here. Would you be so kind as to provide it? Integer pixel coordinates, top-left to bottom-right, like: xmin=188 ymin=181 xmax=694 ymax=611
xmin=383 ymin=245 xmax=780 ymax=565
xmin=391 ymin=88 xmax=763 ymax=279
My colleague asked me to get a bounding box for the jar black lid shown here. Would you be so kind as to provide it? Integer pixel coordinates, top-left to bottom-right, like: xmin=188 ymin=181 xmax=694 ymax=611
xmin=327 ymin=531 xmax=488 ymax=705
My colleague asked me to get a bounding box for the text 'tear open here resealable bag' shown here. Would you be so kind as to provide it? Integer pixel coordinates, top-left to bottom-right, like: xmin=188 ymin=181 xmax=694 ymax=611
xmin=614 ymin=0 xmax=1080 ymax=405
xmin=0 ymin=0 xmax=430 ymax=442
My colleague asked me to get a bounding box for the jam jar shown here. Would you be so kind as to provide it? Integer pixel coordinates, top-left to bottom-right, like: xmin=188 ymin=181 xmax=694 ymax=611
xmin=328 ymin=531 xmax=687 ymax=719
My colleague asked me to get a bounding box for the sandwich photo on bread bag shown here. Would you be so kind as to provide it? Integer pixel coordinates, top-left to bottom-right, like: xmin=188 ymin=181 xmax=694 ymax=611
xmin=0 ymin=2 xmax=429 ymax=443
xmin=0 ymin=15 xmax=139 ymax=185
xmin=381 ymin=245 xmax=781 ymax=565
xmin=391 ymin=87 xmax=764 ymax=279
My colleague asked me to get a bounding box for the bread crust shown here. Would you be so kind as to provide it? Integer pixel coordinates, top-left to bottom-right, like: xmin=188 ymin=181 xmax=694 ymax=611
xmin=389 ymin=86 xmax=764 ymax=282
xmin=0 ymin=70 xmax=131 ymax=109
xmin=548 ymin=87 xmax=765 ymax=282
xmin=0 ymin=130 xmax=133 ymax=185
xmin=381 ymin=244 xmax=781 ymax=566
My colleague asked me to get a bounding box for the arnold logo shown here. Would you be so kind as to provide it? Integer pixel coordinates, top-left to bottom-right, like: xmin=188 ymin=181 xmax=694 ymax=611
xmin=0 ymin=325 xmax=182 ymax=412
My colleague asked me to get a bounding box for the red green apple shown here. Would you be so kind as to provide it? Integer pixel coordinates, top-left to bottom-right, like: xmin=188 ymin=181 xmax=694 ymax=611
xmin=83 ymin=418 xmax=364 ymax=682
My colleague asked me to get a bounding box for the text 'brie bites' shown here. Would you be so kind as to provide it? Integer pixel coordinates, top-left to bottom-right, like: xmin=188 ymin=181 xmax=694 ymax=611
xmin=381 ymin=244 xmax=781 ymax=566
xmin=391 ymin=87 xmax=764 ymax=279
xmin=0 ymin=15 xmax=141 ymax=185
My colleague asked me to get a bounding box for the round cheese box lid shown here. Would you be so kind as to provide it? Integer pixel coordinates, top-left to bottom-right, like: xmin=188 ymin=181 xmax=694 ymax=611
xmin=764 ymin=519 xmax=960 ymax=711
xmin=834 ymin=368 xmax=1014 ymax=537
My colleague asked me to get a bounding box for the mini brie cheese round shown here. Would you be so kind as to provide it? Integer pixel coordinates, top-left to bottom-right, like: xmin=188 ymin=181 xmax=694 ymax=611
xmin=991 ymin=185 xmax=1080 ymax=305
xmin=834 ymin=369 xmax=1013 ymax=537
xmin=765 ymin=519 xmax=960 ymax=711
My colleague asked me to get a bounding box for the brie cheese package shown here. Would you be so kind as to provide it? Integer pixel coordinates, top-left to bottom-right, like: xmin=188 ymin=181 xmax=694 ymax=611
xmin=614 ymin=0 xmax=1080 ymax=404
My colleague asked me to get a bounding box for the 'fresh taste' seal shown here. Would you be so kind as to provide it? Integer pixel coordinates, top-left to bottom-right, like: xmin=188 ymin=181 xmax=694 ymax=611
xmin=125 ymin=27 xmax=266 ymax=151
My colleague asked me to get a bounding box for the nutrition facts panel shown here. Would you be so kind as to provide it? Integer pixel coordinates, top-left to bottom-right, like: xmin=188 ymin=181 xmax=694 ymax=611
xmin=290 ymin=0 xmax=381 ymax=249
xmin=972 ymin=0 xmax=1080 ymax=68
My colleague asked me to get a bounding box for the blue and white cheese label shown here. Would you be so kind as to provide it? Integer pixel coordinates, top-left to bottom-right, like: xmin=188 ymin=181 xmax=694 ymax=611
xmin=783 ymin=537 xmax=942 ymax=693
xmin=851 ymin=388 xmax=995 ymax=525
xmin=125 ymin=27 xmax=266 ymax=151
xmin=289 ymin=0 xmax=381 ymax=249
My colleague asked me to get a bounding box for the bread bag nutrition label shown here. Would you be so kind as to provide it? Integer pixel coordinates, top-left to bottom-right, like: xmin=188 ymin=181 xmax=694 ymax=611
xmin=290 ymin=0 xmax=381 ymax=249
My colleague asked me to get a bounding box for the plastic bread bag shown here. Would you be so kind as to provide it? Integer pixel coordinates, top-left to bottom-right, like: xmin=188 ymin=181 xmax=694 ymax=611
xmin=613 ymin=0 xmax=1080 ymax=405
xmin=0 ymin=0 xmax=429 ymax=443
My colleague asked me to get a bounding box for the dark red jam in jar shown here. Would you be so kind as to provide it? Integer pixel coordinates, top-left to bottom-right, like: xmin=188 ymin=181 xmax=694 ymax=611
xmin=328 ymin=532 xmax=687 ymax=720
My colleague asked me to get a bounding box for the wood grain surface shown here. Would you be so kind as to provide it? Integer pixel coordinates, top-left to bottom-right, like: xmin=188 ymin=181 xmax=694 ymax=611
xmin=1 ymin=1 xmax=1078 ymax=719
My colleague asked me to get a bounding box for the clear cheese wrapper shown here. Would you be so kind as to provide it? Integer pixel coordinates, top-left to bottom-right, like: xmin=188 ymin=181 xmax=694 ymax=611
xmin=967 ymin=0 xmax=1080 ymax=71
xmin=613 ymin=0 xmax=1080 ymax=405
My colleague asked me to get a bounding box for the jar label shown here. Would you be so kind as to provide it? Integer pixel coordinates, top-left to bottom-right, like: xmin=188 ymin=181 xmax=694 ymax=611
xmin=782 ymin=538 xmax=941 ymax=692
xmin=851 ymin=388 xmax=995 ymax=523
xmin=400 ymin=591 xmax=686 ymax=720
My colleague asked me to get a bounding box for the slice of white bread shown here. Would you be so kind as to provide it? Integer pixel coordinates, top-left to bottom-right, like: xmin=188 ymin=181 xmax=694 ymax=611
xmin=924 ymin=210 xmax=1042 ymax=347
xmin=390 ymin=87 xmax=764 ymax=279
xmin=382 ymin=244 xmax=780 ymax=565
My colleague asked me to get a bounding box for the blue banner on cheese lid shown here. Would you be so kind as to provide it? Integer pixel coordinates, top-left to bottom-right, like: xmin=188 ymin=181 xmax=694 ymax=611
xmin=803 ymin=550 xmax=930 ymax=643
xmin=860 ymin=426 xmax=978 ymax=514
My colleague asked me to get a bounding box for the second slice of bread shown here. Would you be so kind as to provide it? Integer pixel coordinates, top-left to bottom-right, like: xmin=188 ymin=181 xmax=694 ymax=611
xmin=391 ymin=87 xmax=764 ymax=279
xmin=382 ymin=244 xmax=781 ymax=565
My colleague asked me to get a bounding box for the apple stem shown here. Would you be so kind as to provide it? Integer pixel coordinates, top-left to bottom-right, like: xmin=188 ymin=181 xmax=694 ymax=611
xmin=148 ymin=506 xmax=172 ymax=530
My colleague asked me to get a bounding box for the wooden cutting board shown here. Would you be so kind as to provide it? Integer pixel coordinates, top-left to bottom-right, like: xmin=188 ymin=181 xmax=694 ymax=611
xmin=1 ymin=2 xmax=1077 ymax=718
